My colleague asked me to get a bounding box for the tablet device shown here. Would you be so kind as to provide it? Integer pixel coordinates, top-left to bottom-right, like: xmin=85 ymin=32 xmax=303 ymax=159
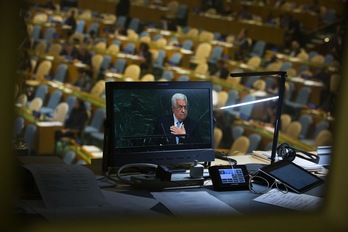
xmin=208 ymin=165 xmax=249 ymax=191
xmin=259 ymin=160 xmax=324 ymax=193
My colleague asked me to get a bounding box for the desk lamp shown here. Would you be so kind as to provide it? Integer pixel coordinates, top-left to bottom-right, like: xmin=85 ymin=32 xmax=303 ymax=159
xmin=229 ymin=71 xmax=287 ymax=163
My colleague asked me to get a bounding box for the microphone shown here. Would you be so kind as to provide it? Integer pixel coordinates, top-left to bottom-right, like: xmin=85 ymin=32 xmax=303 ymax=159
xmin=161 ymin=123 xmax=169 ymax=143
xmin=229 ymin=71 xmax=287 ymax=164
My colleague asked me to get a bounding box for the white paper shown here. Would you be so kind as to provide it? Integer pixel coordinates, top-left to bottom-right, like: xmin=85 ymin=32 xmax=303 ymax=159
xmin=23 ymin=164 xmax=107 ymax=209
xmin=19 ymin=187 xmax=163 ymax=222
xmin=151 ymin=191 xmax=240 ymax=217
xmin=253 ymin=189 xmax=323 ymax=212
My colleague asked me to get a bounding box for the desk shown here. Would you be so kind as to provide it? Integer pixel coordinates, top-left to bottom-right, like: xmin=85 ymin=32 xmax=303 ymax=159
xmin=105 ymin=33 xmax=193 ymax=68
xmin=44 ymin=80 xmax=106 ymax=111
xmin=129 ymin=4 xmax=169 ymax=24
xmin=146 ymin=28 xmax=237 ymax=58
xmin=15 ymin=106 xmax=63 ymax=155
xmin=187 ymin=13 xmax=285 ymax=45
xmin=225 ymin=1 xmax=320 ymax=30
xmin=16 ymin=155 xmax=326 ymax=222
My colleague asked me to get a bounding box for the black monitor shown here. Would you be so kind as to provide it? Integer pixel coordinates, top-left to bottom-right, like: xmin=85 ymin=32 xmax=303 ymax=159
xmin=102 ymin=81 xmax=215 ymax=172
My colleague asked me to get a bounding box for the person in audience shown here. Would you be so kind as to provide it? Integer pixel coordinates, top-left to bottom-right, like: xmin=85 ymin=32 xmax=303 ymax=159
xmin=213 ymin=109 xmax=235 ymax=149
xmin=72 ymin=69 xmax=94 ymax=92
xmin=288 ymin=40 xmax=303 ymax=57
xmin=54 ymin=99 xmax=89 ymax=141
xmin=75 ymin=45 xmax=92 ymax=66
xmin=327 ymin=24 xmax=344 ymax=61
xmin=138 ymin=42 xmax=152 ymax=75
xmin=234 ymin=28 xmax=250 ymax=62
xmin=284 ymin=15 xmax=303 ymax=49
xmin=210 ymin=59 xmax=229 ymax=79
xmin=236 ymin=5 xmax=252 ymax=20
xmin=115 ymin=0 xmax=130 ymax=27
xmin=64 ymin=9 xmax=77 ymax=36
xmin=151 ymin=93 xmax=202 ymax=145
xmin=60 ymin=42 xmax=79 ymax=60
xmin=159 ymin=16 xmax=177 ymax=32
xmin=114 ymin=23 xmax=127 ymax=36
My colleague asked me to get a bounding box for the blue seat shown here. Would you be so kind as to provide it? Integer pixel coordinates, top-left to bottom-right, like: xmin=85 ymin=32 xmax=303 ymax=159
xmin=153 ymin=34 xmax=163 ymax=41
xmin=88 ymin=22 xmax=99 ymax=35
xmin=75 ymin=20 xmax=85 ymax=34
xmin=213 ymin=84 xmax=222 ymax=92
xmin=27 ymin=84 xmax=48 ymax=106
xmin=111 ymin=39 xmax=122 ymax=46
xmin=123 ymin=42 xmax=136 ymax=54
xmin=265 ymin=77 xmax=276 ymax=90
xmin=63 ymin=150 xmax=76 ymax=164
xmin=248 ymin=133 xmax=262 ymax=153
xmin=32 ymin=25 xmax=41 ymax=41
xmin=213 ymin=32 xmax=221 ymax=40
xmin=249 ymin=40 xmax=266 ymax=57
xmin=40 ymin=90 xmax=62 ymax=116
xmin=139 ymin=31 xmax=149 ymax=38
xmin=168 ymin=52 xmax=182 ymax=66
xmin=176 ymin=4 xmax=188 ymax=26
xmin=161 ymin=70 xmax=174 ymax=81
xmin=231 ymin=126 xmax=244 ymax=141
xmin=65 ymin=95 xmax=77 ymax=118
xmin=128 ymin=18 xmax=140 ymax=33
xmin=225 ymin=90 xmax=239 ymax=115
xmin=13 ymin=117 xmax=25 ymax=137
xmin=296 ymin=65 xmax=310 ymax=75
xmin=42 ymin=27 xmax=56 ymax=47
xmin=284 ymin=86 xmax=312 ymax=116
xmin=208 ymin=46 xmax=223 ymax=65
xmin=240 ymin=95 xmax=256 ymax=120
xmin=116 ymin=16 xmax=127 ymax=28
xmin=244 ymin=76 xmax=260 ymax=87
xmin=53 ymin=63 xmax=68 ymax=82
xmin=280 ymin=61 xmax=293 ymax=71
xmin=182 ymin=39 xmax=193 ymax=50
xmin=113 ymin=58 xmax=127 ymax=73
xmin=177 ymin=75 xmax=189 ymax=81
xmin=298 ymin=114 xmax=313 ymax=139
xmin=35 ymin=84 xmax=49 ymax=100
xmin=89 ymin=132 xmax=104 ymax=147
xmin=152 ymin=50 xmax=166 ymax=78
xmin=83 ymin=108 xmax=105 ymax=139
xmin=24 ymin=124 xmax=37 ymax=150
xmin=100 ymin=55 xmax=112 ymax=70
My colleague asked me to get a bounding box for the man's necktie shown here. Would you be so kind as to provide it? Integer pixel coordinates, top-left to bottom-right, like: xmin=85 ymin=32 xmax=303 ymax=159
xmin=176 ymin=122 xmax=181 ymax=144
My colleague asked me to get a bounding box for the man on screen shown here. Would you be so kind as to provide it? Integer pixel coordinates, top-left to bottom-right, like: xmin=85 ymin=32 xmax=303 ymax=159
xmin=152 ymin=93 xmax=202 ymax=145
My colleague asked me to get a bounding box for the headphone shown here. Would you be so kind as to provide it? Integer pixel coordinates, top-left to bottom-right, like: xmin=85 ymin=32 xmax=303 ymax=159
xmin=276 ymin=143 xmax=319 ymax=163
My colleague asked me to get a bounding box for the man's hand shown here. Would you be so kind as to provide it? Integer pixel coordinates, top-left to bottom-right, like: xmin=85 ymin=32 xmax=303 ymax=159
xmin=170 ymin=124 xmax=186 ymax=137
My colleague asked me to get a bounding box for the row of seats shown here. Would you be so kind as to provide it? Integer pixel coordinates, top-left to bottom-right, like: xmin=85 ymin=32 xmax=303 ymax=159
xmin=20 ymin=2 xmax=337 ymax=159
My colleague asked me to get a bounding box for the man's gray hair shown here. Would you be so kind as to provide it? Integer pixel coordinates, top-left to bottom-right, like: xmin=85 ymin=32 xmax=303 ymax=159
xmin=171 ymin=93 xmax=188 ymax=106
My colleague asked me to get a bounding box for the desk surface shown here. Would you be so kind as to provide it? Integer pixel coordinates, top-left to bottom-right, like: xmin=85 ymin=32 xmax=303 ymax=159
xmin=16 ymin=154 xmax=327 ymax=223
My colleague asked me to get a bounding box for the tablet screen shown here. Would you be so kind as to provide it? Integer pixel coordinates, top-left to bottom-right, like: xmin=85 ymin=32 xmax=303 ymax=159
xmin=259 ymin=160 xmax=324 ymax=193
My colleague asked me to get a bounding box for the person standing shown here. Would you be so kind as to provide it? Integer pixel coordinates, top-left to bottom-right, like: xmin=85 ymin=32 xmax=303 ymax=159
xmin=152 ymin=93 xmax=202 ymax=145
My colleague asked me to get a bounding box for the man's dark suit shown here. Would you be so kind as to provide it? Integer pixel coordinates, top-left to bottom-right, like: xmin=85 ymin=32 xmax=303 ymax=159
xmin=152 ymin=115 xmax=202 ymax=145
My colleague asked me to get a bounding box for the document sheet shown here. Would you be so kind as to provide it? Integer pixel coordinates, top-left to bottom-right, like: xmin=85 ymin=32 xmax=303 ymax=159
xmin=151 ymin=191 xmax=240 ymax=217
xmin=253 ymin=189 xmax=323 ymax=212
